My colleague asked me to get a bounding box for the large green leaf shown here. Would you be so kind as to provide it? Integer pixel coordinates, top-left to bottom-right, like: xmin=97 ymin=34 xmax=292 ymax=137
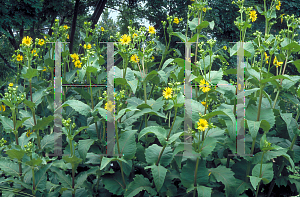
xmin=50 ymin=166 xmax=72 ymax=189
xmin=246 ymin=120 xmax=261 ymax=140
xmin=60 ymin=100 xmax=91 ymax=117
xmin=102 ymin=171 xmax=126 ymax=195
xmin=0 ymin=158 xmax=19 ymax=177
xmin=200 ymin=137 xmax=217 ymax=158
xmin=138 ymin=126 xmax=167 ymax=146
xmin=32 ymin=89 xmax=49 ymax=107
xmin=0 ymin=115 xmax=13 ymax=133
xmin=100 ymin=157 xmax=128 ymax=171
xmin=180 ymin=158 xmax=209 ymax=188
xmin=6 ymin=149 xmax=26 ymax=161
xmin=32 ymin=115 xmax=53 ymax=132
xmin=78 ymin=139 xmax=95 ymax=161
xmin=63 ymin=155 xmax=82 ymax=169
xmin=114 ymin=130 xmax=137 ymax=160
xmin=197 ymin=185 xmax=212 ymax=197
xmin=75 ymin=167 xmax=98 ymax=189
xmin=281 ymin=113 xmax=299 ymax=141
xmin=21 ymin=67 xmax=38 ymax=80
xmin=124 ymin=174 xmax=157 ymax=197
xmin=25 ymin=158 xmax=43 ymax=167
xmin=210 ymin=165 xmax=237 ymax=197
xmin=167 ymin=132 xmax=184 ymax=145
xmin=170 ymin=32 xmax=186 ymax=42
xmin=162 ymin=58 xmax=174 ymax=71
xmin=145 ymin=144 xmax=173 ymax=167
xmin=41 ymin=132 xmax=61 ymax=151
xmin=249 ymin=176 xmax=262 ymax=190
xmin=35 ymin=163 xmax=52 ymax=190
xmin=251 ymin=163 xmax=274 ymax=184
xmin=145 ymin=164 xmax=168 ymax=192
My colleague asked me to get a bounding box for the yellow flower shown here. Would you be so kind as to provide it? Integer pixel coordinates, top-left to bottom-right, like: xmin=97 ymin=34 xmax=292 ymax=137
xmin=0 ymin=105 xmax=5 ymax=112
xmin=120 ymin=34 xmax=131 ymax=45
xmin=223 ymin=46 xmax=227 ymax=50
xmin=74 ymin=60 xmax=82 ymax=68
xmin=208 ymin=172 xmax=211 ymax=176
xmin=42 ymin=67 xmax=46 ymax=72
xmin=201 ymin=101 xmax=207 ymax=107
xmin=63 ymin=25 xmax=69 ymax=30
xmin=67 ymin=34 xmax=69 ymax=39
xmin=101 ymin=27 xmax=105 ymax=31
xmin=249 ymin=10 xmax=257 ymax=22
xmin=199 ymin=79 xmax=211 ymax=93
xmin=173 ymin=17 xmax=179 ymax=24
xmin=149 ymin=26 xmax=155 ymax=34
xmin=22 ymin=36 xmax=32 ymax=46
xmin=9 ymin=83 xmax=13 ymax=87
xmin=281 ymin=14 xmax=285 ymax=24
xmin=132 ymin=33 xmax=138 ymax=38
xmin=197 ymin=118 xmax=208 ymax=132
xmin=105 ymin=100 xmax=115 ymax=112
xmin=31 ymin=49 xmax=38 ymax=56
xmin=38 ymin=39 xmax=45 ymax=46
xmin=16 ymin=54 xmax=23 ymax=62
xmin=278 ymin=1 xmax=281 ymax=6
xmin=84 ymin=43 xmax=92 ymax=49
xmin=276 ymin=5 xmax=280 ymax=10
xmin=203 ymin=7 xmax=206 ymax=12
xmin=131 ymin=54 xmax=139 ymax=63
xmin=163 ymin=87 xmax=172 ymax=99
xmin=71 ymin=53 xmax=79 ymax=62
xmin=273 ymin=56 xmax=283 ymax=67
xmin=151 ymin=56 xmax=155 ymax=60
xmin=26 ymin=129 xmax=35 ymax=137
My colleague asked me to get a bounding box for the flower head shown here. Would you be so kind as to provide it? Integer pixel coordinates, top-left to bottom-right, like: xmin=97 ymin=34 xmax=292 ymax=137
xmin=173 ymin=17 xmax=179 ymax=24
xmin=84 ymin=43 xmax=92 ymax=49
xmin=16 ymin=54 xmax=23 ymax=62
xmin=67 ymin=34 xmax=69 ymax=39
xmin=201 ymin=101 xmax=207 ymax=107
xmin=0 ymin=105 xmax=5 ymax=112
xmin=276 ymin=1 xmax=281 ymax=10
xmin=273 ymin=56 xmax=283 ymax=67
xmin=63 ymin=25 xmax=69 ymax=30
xmin=101 ymin=27 xmax=105 ymax=31
xmin=132 ymin=33 xmax=138 ymax=38
xmin=223 ymin=46 xmax=227 ymax=50
xmin=197 ymin=118 xmax=208 ymax=132
xmin=281 ymin=14 xmax=285 ymax=24
xmin=38 ymin=39 xmax=45 ymax=46
xmin=199 ymin=79 xmax=211 ymax=93
xmin=130 ymin=54 xmax=139 ymax=63
xmin=74 ymin=60 xmax=82 ymax=68
xmin=120 ymin=34 xmax=131 ymax=45
xmin=71 ymin=53 xmax=79 ymax=62
xmin=105 ymin=100 xmax=115 ymax=112
xmin=163 ymin=87 xmax=172 ymax=99
xmin=31 ymin=49 xmax=38 ymax=57
xmin=203 ymin=7 xmax=207 ymax=12
xmin=42 ymin=67 xmax=46 ymax=72
xmin=249 ymin=10 xmax=257 ymax=22
xmin=9 ymin=83 xmax=13 ymax=87
xmin=22 ymin=36 xmax=33 ymax=47
xmin=149 ymin=26 xmax=156 ymax=34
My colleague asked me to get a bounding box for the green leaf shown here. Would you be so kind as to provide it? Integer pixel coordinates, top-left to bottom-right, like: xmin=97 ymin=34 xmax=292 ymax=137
xmin=170 ymin=32 xmax=186 ymax=42
xmin=209 ymin=21 xmax=215 ymax=30
xmin=23 ymin=99 xmax=35 ymax=109
xmin=65 ymin=69 xmax=77 ymax=83
xmin=124 ymin=174 xmax=157 ymax=197
xmin=35 ymin=163 xmax=52 ymax=190
xmin=0 ymin=115 xmax=14 ymax=133
xmin=245 ymin=104 xmax=275 ymax=132
xmin=73 ymin=88 xmax=91 ymax=104
xmin=188 ymin=33 xmax=207 ymax=42
xmin=291 ymin=59 xmax=300 ymax=73
xmin=200 ymin=137 xmax=217 ymax=158
xmin=145 ymin=144 xmax=173 ymax=167
xmin=60 ymin=100 xmax=91 ymax=117
xmin=281 ymin=113 xmax=299 ymax=141
xmin=162 ymin=58 xmax=174 ymax=71
xmin=50 ymin=166 xmax=72 ymax=189
xmin=0 ymin=158 xmax=19 ymax=177
xmin=204 ymin=68 xmax=223 ymax=84
xmin=138 ymin=126 xmax=167 ymax=146
xmin=145 ymin=164 xmax=167 ymax=192
xmin=252 ymin=163 xmax=274 ymax=184
xmin=41 ymin=132 xmax=61 ymax=151
xmin=210 ymin=165 xmax=237 ymax=196
xmin=21 ymin=67 xmax=38 ymax=80
xmin=6 ymin=149 xmax=26 ymax=161
xmin=32 ymin=89 xmax=49 ymax=107
xmin=246 ymin=120 xmax=261 ymax=140
xmin=100 ymin=157 xmax=128 ymax=171
xmin=63 ymin=155 xmax=82 ymax=169
xmin=25 ymin=158 xmax=42 ymax=167
xmin=114 ymin=130 xmax=137 ymax=160
xmin=78 ymin=139 xmax=95 ymax=161
xmin=249 ymin=176 xmax=262 ymax=190
xmin=197 ymin=185 xmax=212 ymax=197
xmin=180 ymin=158 xmax=209 ymax=188
xmin=32 ymin=115 xmax=53 ymax=132
xmin=75 ymin=167 xmax=98 ymax=189
xmin=102 ymin=171 xmax=126 ymax=195
xmin=281 ymin=42 xmax=300 ymax=53
xmin=15 ymin=117 xmax=30 ymax=131
xmin=260 ymin=75 xmax=291 ymax=85
xmin=167 ymin=132 xmax=184 ymax=145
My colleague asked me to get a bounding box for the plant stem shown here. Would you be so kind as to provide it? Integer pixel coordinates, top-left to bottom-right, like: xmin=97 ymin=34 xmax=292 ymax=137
xmin=156 ymin=107 xmax=178 ymax=166
xmin=115 ymin=120 xmax=126 ymax=189
xmin=72 ymin=165 xmax=75 ymax=197
xmin=255 ymin=151 xmax=265 ymax=197
xmin=32 ymin=167 xmax=35 ymax=195
xmin=193 ymin=157 xmax=200 ymax=197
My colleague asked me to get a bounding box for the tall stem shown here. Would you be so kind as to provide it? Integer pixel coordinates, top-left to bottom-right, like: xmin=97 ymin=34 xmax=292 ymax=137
xmin=115 ymin=120 xmax=126 ymax=189
xmin=32 ymin=167 xmax=35 ymax=195
xmin=193 ymin=157 xmax=200 ymax=197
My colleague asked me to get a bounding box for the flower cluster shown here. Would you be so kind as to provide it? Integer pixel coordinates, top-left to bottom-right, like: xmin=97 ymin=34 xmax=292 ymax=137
xmin=62 ymin=118 xmax=76 ymax=130
xmin=24 ymin=141 xmax=33 ymax=155
xmin=0 ymin=138 xmax=7 ymax=147
xmin=199 ymin=79 xmax=211 ymax=93
xmin=276 ymin=1 xmax=281 ymax=10
xmin=273 ymin=56 xmax=283 ymax=67
xmin=70 ymin=53 xmax=82 ymax=68
xmin=2 ymin=83 xmax=26 ymax=104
